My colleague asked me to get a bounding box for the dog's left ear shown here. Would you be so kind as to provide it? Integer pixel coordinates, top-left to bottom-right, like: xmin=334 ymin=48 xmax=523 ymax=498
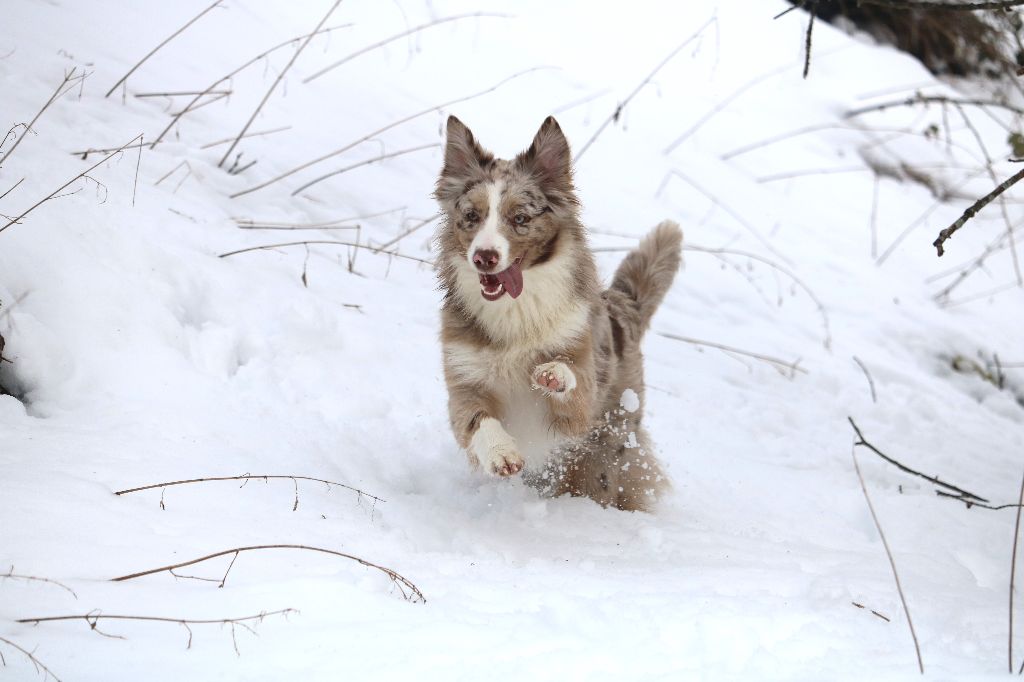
xmin=517 ymin=116 xmax=574 ymax=201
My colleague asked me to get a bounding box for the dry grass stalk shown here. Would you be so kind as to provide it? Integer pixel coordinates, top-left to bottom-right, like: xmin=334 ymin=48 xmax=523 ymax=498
xmin=219 ymin=239 xmax=433 ymax=265
xmin=114 ymin=473 xmax=385 ymax=504
xmin=291 ymin=143 xmax=440 ymax=195
xmin=105 ymin=0 xmax=224 ymax=98
xmin=231 ymin=67 xmax=551 ymax=198
xmin=851 ymin=444 xmax=925 ymax=674
xmin=573 ymin=15 xmax=716 ymax=162
xmin=1 ymin=133 xmax=143 ymax=234
xmin=0 ymin=68 xmax=86 ymax=167
xmin=0 ymin=636 xmax=62 ymax=681
xmin=303 ymin=12 xmax=511 ymax=84
xmin=657 ymin=331 xmax=807 ymax=376
xmin=217 ymin=0 xmax=343 ymax=168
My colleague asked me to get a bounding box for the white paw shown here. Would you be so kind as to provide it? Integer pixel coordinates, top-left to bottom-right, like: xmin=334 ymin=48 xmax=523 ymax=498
xmin=470 ymin=417 xmax=524 ymax=477
xmin=531 ymin=361 xmax=577 ymax=397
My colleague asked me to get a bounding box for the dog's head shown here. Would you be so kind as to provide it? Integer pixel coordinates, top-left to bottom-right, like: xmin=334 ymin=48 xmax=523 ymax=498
xmin=434 ymin=115 xmax=580 ymax=302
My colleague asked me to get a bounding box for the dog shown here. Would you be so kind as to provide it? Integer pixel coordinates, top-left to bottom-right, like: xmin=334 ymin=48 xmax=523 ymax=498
xmin=434 ymin=115 xmax=682 ymax=512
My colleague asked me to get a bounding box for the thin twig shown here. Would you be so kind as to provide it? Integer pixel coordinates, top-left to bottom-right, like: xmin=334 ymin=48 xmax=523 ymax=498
xmin=852 ymin=356 xmax=878 ymax=403
xmin=17 ymin=609 xmax=296 ymax=652
xmin=303 ymin=13 xmax=510 ymax=84
xmin=2 ymin=566 xmax=77 ymax=599
xmin=596 ymin=240 xmax=829 ymax=347
xmin=573 ymin=15 xmax=715 ymax=162
xmin=870 ymin=174 xmax=881 ymax=259
xmin=0 ymin=177 xmax=24 ymax=201
xmin=657 ymin=169 xmax=792 ymax=265
xmin=231 ymin=67 xmax=551 ymax=198
xmin=233 ymin=207 xmax=405 ymax=230
xmin=847 ymin=94 xmax=1024 ymax=120
xmin=219 ymin=239 xmax=433 ymax=265
xmin=851 ymin=445 xmax=924 ymax=674
xmin=665 ymin=60 xmax=794 ymax=154
xmin=105 ymin=0 xmax=223 ymax=98
xmin=218 ymin=0 xmax=342 ymax=168
xmin=0 ymin=636 xmax=62 ymax=682
xmin=0 ymin=68 xmax=84 ymax=167
xmin=1011 ymin=468 xmax=1024 ymax=672
xmin=657 ymin=331 xmax=806 ymax=376
xmin=372 ymin=213 xmax=441 ymax=253
xmin=848 ymin=417 xmax=988 ymax=503
xmin=150 ymin=24 xmax=351 ymax=149
xmin=134 ymin=89 xmax=231 ymax=98
xmin=114 ymin=473 xmax=386 ymax=504
xmin=110 ymin=545 xmax=425 ymax=603
xmin=1 ymin=133 xmax=143 ymax=234
xmin=290 ymin=143 xmax=440 ymax=195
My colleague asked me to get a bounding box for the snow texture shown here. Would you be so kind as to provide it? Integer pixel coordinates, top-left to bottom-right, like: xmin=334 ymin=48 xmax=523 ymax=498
xmin=1 ymin=1 xmax=1023 ymax=680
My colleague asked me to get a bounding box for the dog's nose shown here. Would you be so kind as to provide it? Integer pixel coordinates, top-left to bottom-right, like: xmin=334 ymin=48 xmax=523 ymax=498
xmin=473 ymin=249 xmax=500 ymax=271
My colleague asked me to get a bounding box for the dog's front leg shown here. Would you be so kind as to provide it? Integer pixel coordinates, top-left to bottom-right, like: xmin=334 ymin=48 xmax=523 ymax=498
xmin=446 ymin=382 xmax=524 ymax=477
xmin=531 ymin=349 xmax=595 ymax=437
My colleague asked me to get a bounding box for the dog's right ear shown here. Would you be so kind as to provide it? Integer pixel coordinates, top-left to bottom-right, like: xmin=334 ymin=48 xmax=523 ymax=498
xmin=441 ymin=116 xmax=492 ymax=180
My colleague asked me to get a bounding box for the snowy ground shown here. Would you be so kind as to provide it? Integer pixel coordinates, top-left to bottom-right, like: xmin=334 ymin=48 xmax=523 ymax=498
xmin=2 ymin=1 xmax=1024 ymax=679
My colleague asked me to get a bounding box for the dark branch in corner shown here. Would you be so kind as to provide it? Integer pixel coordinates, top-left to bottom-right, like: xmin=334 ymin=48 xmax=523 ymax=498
xmin=933 ymin=166 xmax=1024 ymax=256
xmin=110 ymin=545 xmax=425 ymax=603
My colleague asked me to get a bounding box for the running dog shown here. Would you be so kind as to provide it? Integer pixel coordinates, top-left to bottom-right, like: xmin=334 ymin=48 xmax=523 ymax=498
xmin=434 ymin=115 xmax=681 ymax=512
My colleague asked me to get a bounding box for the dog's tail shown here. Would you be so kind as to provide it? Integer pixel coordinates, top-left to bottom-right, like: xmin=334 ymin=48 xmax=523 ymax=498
xmin=609 ymin=220 xmax=683 ymax=333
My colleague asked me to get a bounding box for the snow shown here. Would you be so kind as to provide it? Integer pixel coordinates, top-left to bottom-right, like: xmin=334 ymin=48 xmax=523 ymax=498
xmin=1 ymin=0 xmax=1023 ymax=680
xmin=620 ymin=388 xmax=640 ymax=413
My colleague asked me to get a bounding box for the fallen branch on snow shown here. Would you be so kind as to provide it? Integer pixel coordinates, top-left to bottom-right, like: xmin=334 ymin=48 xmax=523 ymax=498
xmin=0 ymin=635 xmax=62 ymax=681
xmin=110 ymin=544 xmax=425 ymax=603
xmin=16 ymin=609 xmax=296 ymax=657
xmin=113 ymin=473 xmax=386 ymax=507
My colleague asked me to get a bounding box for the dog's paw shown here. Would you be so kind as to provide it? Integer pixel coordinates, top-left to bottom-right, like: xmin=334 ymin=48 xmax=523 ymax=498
xmin=531 ymin=361 xmax=577 ymax=396
xmin=470 ymin=417 xmax=525 ymax=477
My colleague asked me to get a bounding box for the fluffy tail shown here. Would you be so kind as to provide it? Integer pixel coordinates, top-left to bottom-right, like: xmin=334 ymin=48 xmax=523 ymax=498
xmin=609 ymin=220 xmax=683 ymax=332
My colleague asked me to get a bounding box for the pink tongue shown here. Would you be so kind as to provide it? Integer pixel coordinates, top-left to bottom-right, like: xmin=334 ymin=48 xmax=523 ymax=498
xmin=496 ymin=262 xmax=523 ymax=299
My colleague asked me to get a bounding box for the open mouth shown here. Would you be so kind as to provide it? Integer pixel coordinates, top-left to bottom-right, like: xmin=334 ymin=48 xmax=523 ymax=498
xmin=477 ymin=260 xmax=524 ymax=301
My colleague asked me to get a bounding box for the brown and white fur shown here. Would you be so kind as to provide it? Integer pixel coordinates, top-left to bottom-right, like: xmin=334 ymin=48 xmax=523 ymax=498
xmin=434 ymin=115 xmax=682 ymax=512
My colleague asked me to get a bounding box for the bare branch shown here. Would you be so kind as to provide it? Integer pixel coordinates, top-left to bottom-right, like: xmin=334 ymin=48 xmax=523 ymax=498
xmin=16 ymin=609 xmax=296 ymax=653
xmin=852 ymin=356 xmax=878 ymax=403
xmin=1011 ymin=469 xmax=1024 ymax=672
xmin=1 ymin=133 xmax=143 ymax=234
xmin=847 ymin=94 xmax=1024 ymax=120
xmin=230 ymin=67 xmax=552 ymax=198
xmin=657 ymin=331 xmax=806 ymax=376
xmin=2 ymin=566 xmax=78 ymax=599
xmin=110 ymin=545 xmax=425 ymax=603
xmin=934 ymin=166 xmax=1024 ymax=256
xmin=372 ymin=213 xmax=442 ymax=253
xmin=217 ymin=0 xmax=343 ymax=168
xmin=851 ymin=445 xmax=924 ymax=674
xmin=150 ymin=23 xmax=351 ymax=148
xmin=114 ymin=473 xmax=386 ymax=504
xmin=0 ymin=636 xmax=62 ymax=682
xmin=573 ymin=15 xmax=716 ymax=162
xmin=290 ymin=143 xmax=440 ymax=195
xmin=303 ymin=13 xmax=511 ymax=84
xmin=105 ymin=0 xmax=224 ymax=98
xmin=848 ymin=417 xmax=989 ymax=503
xmin=0 ymin=177 xmax=24 ymax=201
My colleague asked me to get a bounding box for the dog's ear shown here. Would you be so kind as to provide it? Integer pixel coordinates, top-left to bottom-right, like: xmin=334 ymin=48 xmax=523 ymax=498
xmin=517 ymin=116 xmax=575 ymax=204
xmin=441 ymin=116 xmax=492 ymax=180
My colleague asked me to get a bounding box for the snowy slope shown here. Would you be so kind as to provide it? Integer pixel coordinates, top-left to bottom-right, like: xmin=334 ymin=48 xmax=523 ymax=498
xmin=1 ymin=1 xmax=1023 ymax=679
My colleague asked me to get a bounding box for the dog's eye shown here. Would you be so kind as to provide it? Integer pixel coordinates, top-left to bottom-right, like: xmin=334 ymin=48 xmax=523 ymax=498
xmin=463 ymin=209 xmax=480 ymax=223
xmin=513 ymin=214 xmax=530 ymax=225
